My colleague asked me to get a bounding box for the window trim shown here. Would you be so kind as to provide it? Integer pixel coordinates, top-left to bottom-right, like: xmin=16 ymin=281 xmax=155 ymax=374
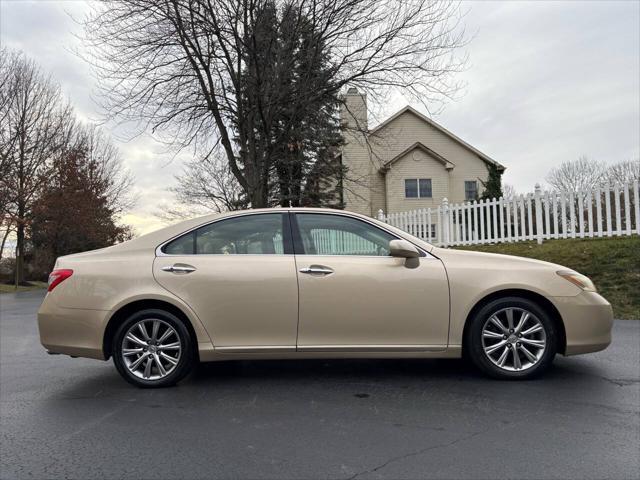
xmin=157 ymin=211 xmax=293 ymax=256
xmin=404 ymin=178 xmax=433 ymax=199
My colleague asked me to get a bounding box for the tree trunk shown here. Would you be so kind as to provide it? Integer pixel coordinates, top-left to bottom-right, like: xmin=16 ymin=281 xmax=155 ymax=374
xmin=15 ymin=220 xmax=25 ymax=287
xmin=249 ymin=185 xmax=268 ymax=208
xmin=15 ymin=200 xmax=25 ymax=286
xmin=0 ymin=225 xmax=11 ymax=261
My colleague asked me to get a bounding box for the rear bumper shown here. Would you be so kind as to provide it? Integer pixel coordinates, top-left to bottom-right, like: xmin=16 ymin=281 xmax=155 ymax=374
xmin=37 ymin=293 xmax=108 ymax=360
xmin=552 ymin=291 xmax=614 ymax=356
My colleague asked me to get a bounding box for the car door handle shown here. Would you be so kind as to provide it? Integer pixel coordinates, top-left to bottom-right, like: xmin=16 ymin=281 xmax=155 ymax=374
xmin=161 ymin=264 xmax=197 ymax=274
xmin=299 ymin=265 xmax=334 ymax=275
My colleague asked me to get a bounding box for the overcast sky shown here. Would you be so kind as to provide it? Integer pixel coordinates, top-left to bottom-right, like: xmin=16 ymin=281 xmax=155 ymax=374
xmin=1 ymin=0 xmax=639 ymax=235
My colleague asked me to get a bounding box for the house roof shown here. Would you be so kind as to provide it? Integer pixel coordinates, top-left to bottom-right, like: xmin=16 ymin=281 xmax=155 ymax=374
xmin=369 ymin=106 xmax=505 ymax=171
xmin=381 ymin=141 xmax=455 ymax=171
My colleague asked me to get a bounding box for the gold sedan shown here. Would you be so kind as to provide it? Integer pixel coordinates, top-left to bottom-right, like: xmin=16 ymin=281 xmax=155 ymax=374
xmin=38 ymin=208 xmax=613 ymax=387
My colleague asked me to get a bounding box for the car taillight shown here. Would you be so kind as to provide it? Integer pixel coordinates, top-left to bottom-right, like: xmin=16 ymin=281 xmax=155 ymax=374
xmin=47 ymin=269 xmax=73 ymax=292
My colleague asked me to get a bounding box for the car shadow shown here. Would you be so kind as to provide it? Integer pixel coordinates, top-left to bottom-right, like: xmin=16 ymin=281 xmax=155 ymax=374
xmin=188 ymin=355 xmax=628 ymax=400
xmin=193 ymin=357 xmax=488 ymax=384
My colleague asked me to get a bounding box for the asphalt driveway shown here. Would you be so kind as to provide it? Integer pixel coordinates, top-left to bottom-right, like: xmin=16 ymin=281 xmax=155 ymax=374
xmin=1 ymin=290 xmax=638 ymax=480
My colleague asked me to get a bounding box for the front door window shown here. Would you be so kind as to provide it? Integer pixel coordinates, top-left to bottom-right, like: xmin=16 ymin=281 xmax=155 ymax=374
xmin=294 ymin=213 xmax=395 ymax=256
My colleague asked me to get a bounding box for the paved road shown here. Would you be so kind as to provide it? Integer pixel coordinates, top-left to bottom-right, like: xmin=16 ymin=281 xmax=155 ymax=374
xmin=1 ymin=291 xmax=639 ymax=480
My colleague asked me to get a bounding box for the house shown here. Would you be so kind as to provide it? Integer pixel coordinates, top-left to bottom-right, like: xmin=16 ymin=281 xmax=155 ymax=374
xmin=340 ymin=88 xmax=505 ymax=220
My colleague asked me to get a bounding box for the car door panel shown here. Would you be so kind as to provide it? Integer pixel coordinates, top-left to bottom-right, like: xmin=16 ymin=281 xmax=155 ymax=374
xmin=153 ymin=213 xmax=299 ymax=349
xmin=293 ymin=213 xmax=450 ymax=349
xmin=296 ymin=255 xmax=449 ymax=348
xmin=154 ymin=255 xmax=299 ymax=348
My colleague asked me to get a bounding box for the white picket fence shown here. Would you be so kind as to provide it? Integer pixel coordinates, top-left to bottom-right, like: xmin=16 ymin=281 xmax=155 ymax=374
xmin=378 ymin=181 xmax=640 ymax=247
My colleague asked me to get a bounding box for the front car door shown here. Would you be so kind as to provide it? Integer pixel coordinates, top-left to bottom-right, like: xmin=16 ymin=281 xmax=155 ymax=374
xmin=153 ymin=212 xmax=299 ymax=352
xmin=292 ymin=212 xmax=450 ymax=351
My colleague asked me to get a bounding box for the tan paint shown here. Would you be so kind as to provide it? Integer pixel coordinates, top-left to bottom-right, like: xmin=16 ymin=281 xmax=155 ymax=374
xmin=430 ymin=247 xmax=613 ymax=354
xmin=296 ymin=255 xmax=450 ymax=347
xmin=153 ymin=254 xmax=299 ymax=347
xmin=38 ymin=207 xmax=613 ymax=363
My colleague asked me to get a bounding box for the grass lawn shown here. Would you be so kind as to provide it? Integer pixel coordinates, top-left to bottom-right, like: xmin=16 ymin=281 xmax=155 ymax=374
xmin=0 ymin=281 xmax=48 ymax=294
xmin=455 ymin=236 xmax=640 ymax=320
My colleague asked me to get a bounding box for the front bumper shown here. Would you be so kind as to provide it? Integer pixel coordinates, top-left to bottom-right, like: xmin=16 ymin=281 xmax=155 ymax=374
xmin=552 ymin=291 xmax=614 ymax=356
xmin=37 ymin=293 xmax=108 ymax=360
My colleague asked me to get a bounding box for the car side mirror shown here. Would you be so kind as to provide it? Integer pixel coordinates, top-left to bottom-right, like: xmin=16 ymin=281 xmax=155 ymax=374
xmin=389 ymin=238 xmax=420 ymax=259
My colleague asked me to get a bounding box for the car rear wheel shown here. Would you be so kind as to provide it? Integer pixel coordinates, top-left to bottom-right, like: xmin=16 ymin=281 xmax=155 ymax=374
xmin=466 ymin=297 xmax=557 ymax=379
xmin=113 ymin=309 xmax=194 ymax=388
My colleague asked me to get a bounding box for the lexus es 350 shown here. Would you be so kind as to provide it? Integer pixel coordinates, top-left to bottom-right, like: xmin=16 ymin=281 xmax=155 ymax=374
xmin=38 ymin=208 xmax=613 ymax=387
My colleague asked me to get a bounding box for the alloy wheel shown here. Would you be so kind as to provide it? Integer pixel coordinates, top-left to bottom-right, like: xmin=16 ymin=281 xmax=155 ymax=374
xmin=481 ymin=307 xmax=547 ymax=372
xmin=121 ymin=319 xmax=182 ymax=380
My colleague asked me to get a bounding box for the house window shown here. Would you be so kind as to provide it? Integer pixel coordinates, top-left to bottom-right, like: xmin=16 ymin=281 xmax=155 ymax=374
xmin=465 ymin=181 xmax=478 ymax=201
xmin=405 ymin=178 xmax=432 ymax=198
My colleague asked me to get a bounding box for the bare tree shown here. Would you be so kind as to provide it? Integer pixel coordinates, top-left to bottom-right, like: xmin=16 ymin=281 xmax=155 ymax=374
xmin=0 ymin=49 xmax=17 ymax=257
xmin=546 ymin=156 xmax=607 ymax=194
xmin=0 ymin=49 xmax=73 ymax=284
xmin=547 ymin=156 xmax=639 ymax=234
xmin=0 ymin=222 xmax=13 ymax=261
xmin=172 ymin=153 xmax=248 ymax=213
xmin=501 ymin=183 xmax=517 ymax=200
xmin=606 ymin=158 xmax=640 ymax=186
xmin=76 ymin=124 xmax=136 ymax=216
xmin=0 ymin=48 xmax=133 ymax=279
xmin=606 ymin=158 xmax=640 ymax=230
xmin=83 ymin=0 xmax=466 ymax=208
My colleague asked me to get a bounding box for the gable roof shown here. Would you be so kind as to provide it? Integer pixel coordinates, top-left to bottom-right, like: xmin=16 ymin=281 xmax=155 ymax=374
xmin=381 ymin=141 xmax=454 ymax=171
xmin=369 ymin=106 xmax=505 ymax=171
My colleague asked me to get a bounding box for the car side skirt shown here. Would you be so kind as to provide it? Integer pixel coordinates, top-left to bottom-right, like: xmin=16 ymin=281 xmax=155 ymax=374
xmin=199 ymin=345 xmax=460 ymax=362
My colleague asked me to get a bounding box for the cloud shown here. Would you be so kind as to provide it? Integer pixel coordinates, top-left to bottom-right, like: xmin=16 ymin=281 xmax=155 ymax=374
xmin=419 ymin=1 xmax=640 ymax=191
xmin=1 ymin=0 xmax=187 ymax=235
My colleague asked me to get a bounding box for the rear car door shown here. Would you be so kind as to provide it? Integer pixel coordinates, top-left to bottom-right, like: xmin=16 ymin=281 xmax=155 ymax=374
xmin=153 ymin=212 xmax=299 ymax=351
xmin=292 ymin=212 xmax=450 ymax=350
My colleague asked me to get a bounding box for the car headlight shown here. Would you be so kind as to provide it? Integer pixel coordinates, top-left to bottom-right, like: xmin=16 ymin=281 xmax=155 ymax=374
xmin=557 ymin=270 xmax=597 ymax=292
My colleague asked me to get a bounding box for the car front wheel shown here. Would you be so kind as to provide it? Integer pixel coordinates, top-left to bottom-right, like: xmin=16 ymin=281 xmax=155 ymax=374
xmin=466 ymin=297 xmax=557 ymax=379
xmin=112 ymin=309 xmax=194 ymax=388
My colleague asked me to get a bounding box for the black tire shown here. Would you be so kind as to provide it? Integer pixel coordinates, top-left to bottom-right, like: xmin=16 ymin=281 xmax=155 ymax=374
xmin=112 ymin=309 xmax=195 ymax=388
xmin=465 ymin=296 xmax=557 ymax=380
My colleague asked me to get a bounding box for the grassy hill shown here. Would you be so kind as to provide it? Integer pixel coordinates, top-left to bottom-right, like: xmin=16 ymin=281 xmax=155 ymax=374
xmin=0 ymin=281 xmax=48 ymax=294
xmin=456 ymin=236 xmax=640 ymax=320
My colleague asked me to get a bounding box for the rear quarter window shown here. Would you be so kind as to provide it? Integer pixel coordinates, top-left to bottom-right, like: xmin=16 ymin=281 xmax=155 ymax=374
xmin=162 ymin=232 xmax=195 ymax=255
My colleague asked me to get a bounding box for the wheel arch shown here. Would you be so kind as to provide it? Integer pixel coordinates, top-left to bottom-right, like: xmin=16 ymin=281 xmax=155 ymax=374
xmin=461 ymin=289 xmax=567 ymax=355
xmin=103 ymin=299 xmax=200 ymax=361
